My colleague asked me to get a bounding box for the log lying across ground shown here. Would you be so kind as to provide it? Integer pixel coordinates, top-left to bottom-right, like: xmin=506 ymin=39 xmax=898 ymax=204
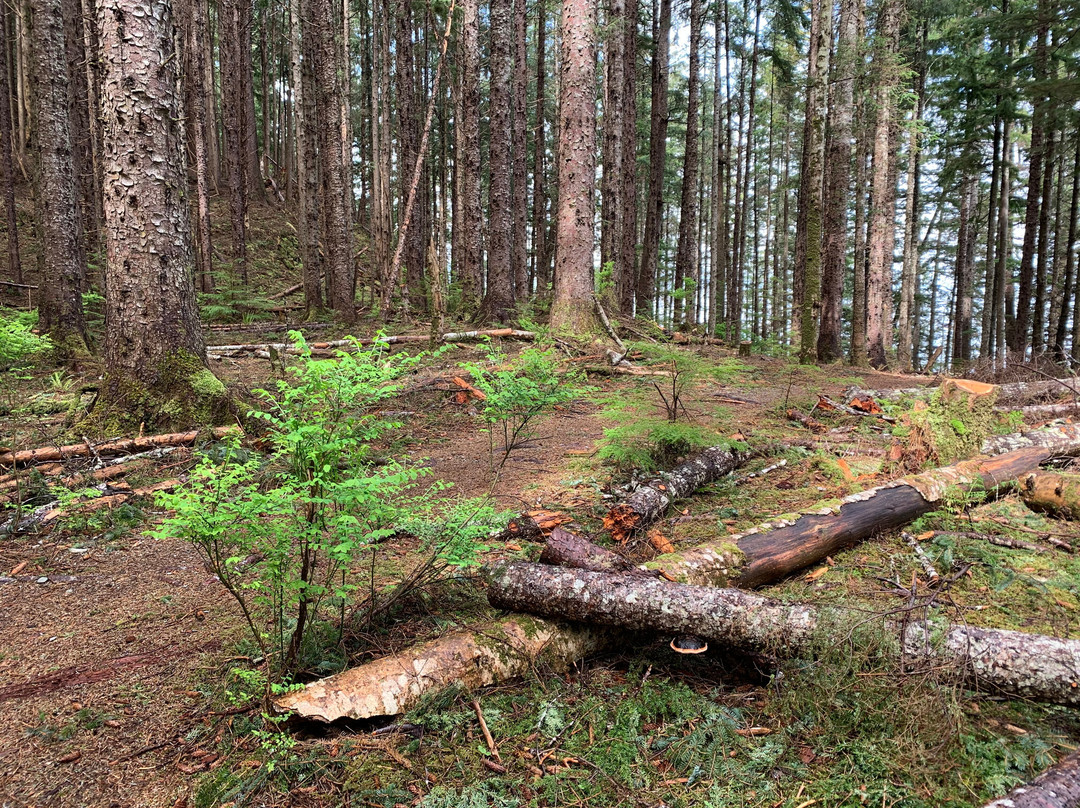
xmin=0 ymin=426 xmax=239 ymax=467
xmin=603 ymin=444 xmax=747 ymax=541
xmin=274 ymin=615 xmax=616 ymax=723
xmin=982 ymin=421 xmax=1080 ymax=456
xmin=487 ymin=562 xmax=1080 ymax=708
xmin=538 ymin=527 xmax=644 ymax=574
xmin=655 ymin=429 xmax=1080 ymax=589
xmin=278 ymin=423 xmax=1080 ymax=721
xmin=846 ymin=377 xmax=1080 ymax=406
xmin=982 ymin=749 xmax=1080 ymax=808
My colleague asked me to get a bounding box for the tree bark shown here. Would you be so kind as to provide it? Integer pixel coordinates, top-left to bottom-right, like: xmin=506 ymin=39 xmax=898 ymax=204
xmin=487 ymin=561 xmax=1080 ymax=708
xmin=603 ymin=444 xmax=747 ymax=541
xmin=29 ymin=0 xmax=88 ymax=353
xmin=98 ymin=0 xmax=227 ymax=424
xmin=311 ymin=0 xmax=355 ymax=321
xmin=636 ymin=0 xmax=669 ymax=319
xmin=0 ymin=0 xmax=21 ymax=284
xmin=672 ymin=0 xmax=702 ymax=326
xmin=981 ymin=750 xmax=1080 ymax=808
xmin=457 ymin=0 xmax=483 ymax=311
xmin=480 ymin=0 xmax=515 ymax=322
xmin=1019 ymin=471 xmax=1080 ymax=520
xmin=865 ymin=0 xmax=902 ymax=369
xmin=219 ymin=0 xmax=250 ymax=282
xmin=530 ymin=1 xmax=548 ymax=297
xmin=511 ymin=0 xmax=528 ymax=302
xmin=550 ymin=0 xmax=603 ymax=335
xmin=817 ymin=0 xmax=858 ymax=363
xmin=539 ymin=526 xmax=643 ymax=574
xmin=290 ymin=0 xmax=323 ymax=312
xmin=185 ymin=0 xmax=214 ymax=294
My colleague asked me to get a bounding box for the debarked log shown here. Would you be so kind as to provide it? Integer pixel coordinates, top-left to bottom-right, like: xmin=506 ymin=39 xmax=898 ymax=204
xmin=649 ymin=445 xmax=1068 ymax=589
xmin=273 ymin=616 xmax=616 ymax=722
xmin=487 ymin=562 xmax=1080 ymax=708
xmin=603 ymin=444 xmax=747 ymax=541
xmin=981 ymin=422 xmax=1080 ymax=457
xmin=982 ymin=749 xmax=1080 ymax=808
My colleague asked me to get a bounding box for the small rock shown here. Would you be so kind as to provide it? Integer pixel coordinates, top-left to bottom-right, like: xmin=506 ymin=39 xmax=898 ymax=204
xmin=37 ymin=576 xmax=49 ymax=584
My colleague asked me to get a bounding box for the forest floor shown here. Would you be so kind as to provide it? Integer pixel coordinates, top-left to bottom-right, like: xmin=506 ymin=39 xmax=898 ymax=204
xmin=3 ymin=328 xmax=1080 ymax=808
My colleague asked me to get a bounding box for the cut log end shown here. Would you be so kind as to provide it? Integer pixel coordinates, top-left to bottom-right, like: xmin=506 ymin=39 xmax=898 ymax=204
xmin=602 ymin=504 xmax=641 ymax=544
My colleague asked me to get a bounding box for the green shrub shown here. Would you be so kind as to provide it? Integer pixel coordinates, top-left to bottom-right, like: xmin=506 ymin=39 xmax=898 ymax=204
xmin=0 ymin=309 xmax=50 ymax=371
xmin=465 ymin=345 xmax=592 ymax=465
xmin=154 ymin=333 xmax=443 ymax=675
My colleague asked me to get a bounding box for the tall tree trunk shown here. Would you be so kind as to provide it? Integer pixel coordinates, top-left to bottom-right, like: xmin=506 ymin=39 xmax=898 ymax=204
xmin=62 ymin=0 xmax=96 ymax=259
xmin=0 ymin=0 xmax=21 ymax=284
xmin=1058 ymin=138 xmax=1079 ymax=359
xmin=98 ymin=0 xmax=226 ymax=423
xmin=311 ymin=0 xmax=355 ymax=320
xmin=864 ymin=0 xmax=902 ymax=369
xmin=849 ymin=21 xmax=870 ymax=366
xmin=481 ymin=0 xmax=515 ymax=321
xmin=980 ymin=116 xmax=1002 ymax=359
xmin=994 ymin=117 xmax=1011 ymax=366
xmin=1013 ymin=7 xmax=1048 ymax=357
xmin=291 ymin=0 xmax=322 ymax=311
xmin=550 ymin=0 xmax=603 ymax=335
xmin=530 ymin=1 xmax=548 ymax=297
xmin=395 ymin=0 xmax=425 ymax=306
xmin=951 ymin=172 xmax=977 ymax=368
xmin=458 ymin=0 xmax=483 ymax=311
xmin=186 ymin=0 xmax=215 ymax=294
xmin=794 ymin=0 xmax=829 ymax=362
xmin=672 ymin=0 xmax=702 ymax=326
xmin=1032 ymin=125 xmax=1055 ymax=355
xmin=897 ymin=78 xmax=924 ymax=372
xmin=29 ymin=0 xmax=88 ymax=353
xmin=618 ymin=0 xmax=638 ymax=316
xmin=600 ymin=0 xmax=624 ymax=308
xmin=817 ymin=0 xmax=859 ymax=363
xmin=219 ymin=0 xmax=249 ymax=282
xmin=636 ymin=0 xmax=669 ymax=318
xmin=511 ymin=0 xmax=528 ymax=302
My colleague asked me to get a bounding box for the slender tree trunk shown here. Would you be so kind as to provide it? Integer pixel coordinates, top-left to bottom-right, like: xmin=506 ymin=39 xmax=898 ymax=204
xmin=511 ymin=0 xmax=528 ymax=302
xmin=600 ymin=0 xmax=625 ymax=308
xmin=1032 ymin=125 xmax=1055 ymax=355
xmin=897 ymin=81 xmax=924 ymax=371
xmin=672 ymin=0 xmax=702 ymax=326
xmin=794 ymin=0 xmax=829 ymax=362
xmin=29 ymin=0 xmax=88 ymax=353
xmin=291 ymin=0 xmax=322 ymax=311
xmin=618 ymin=0 xmax=638 ymax=316
xmin=219 ymin=0 xmax=249 ymax=282
xmin=980 ymin=116 xmax=1002 ymax=358
xmin=1013 ymin=8 xmax=1048 ymax=357
xmin=0 ymin=0 xmax=20 ymax=284
xmin=458 ymin=0 xmax=483 ymax=310
xmin=951 ymin=172 xmax=977 ymax=368
xmin=1059 ymin=139 xmax=1079 ymax=359
xmin=311 ymin=0 xmax=355 ymax=320
xmin=817 ymin=0 xmax=859 ymax=362
xmin=394 ymin=0 xmax=425 ymax=306
xmin=481 ymin=0 xmax=515 ymax=321
xmin=994 ymin=117 xmax=1011 ymax=366
xmin=186 ymin=0 xmax=215 ymax=294
xmin=636 ymin=0 xmax=669 ymax=318
xmin=530 ymin=1 xmax=548 ymax=296
xmin=865 ymin=0 xmax=902 ymax=369
xmin=550 ymin=0 xmax=603 ymax=335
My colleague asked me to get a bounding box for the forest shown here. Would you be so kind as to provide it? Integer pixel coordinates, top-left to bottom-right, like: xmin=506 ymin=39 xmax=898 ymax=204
xmin=3 ymin=0 xmax=1080 ymax=804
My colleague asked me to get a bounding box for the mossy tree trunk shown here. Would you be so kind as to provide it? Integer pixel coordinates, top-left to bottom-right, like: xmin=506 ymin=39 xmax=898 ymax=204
xmin=98 ymin=0 xmax=228 ymax=428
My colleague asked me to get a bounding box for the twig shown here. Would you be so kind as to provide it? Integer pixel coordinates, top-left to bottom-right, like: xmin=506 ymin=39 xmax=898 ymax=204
xmin=593 ymin=295 xmax=626 ymax=354
xmin=901 ymin=531 xmax=940 ymax=580
xmin=472 ymin=698 xmax=501 ymax=762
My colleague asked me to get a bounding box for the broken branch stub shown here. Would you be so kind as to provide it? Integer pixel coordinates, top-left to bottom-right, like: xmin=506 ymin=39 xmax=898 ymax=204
xmin=487 ymin=562 xmax=1080 ymax=708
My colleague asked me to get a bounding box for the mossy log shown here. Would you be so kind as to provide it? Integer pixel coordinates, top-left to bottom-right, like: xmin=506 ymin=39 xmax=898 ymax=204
xmin=1020 ymin=471 xmax=1080 ymax=520
xmin=487 ymin=562 xmax=1080 ymax=708
xmin=846 ymin=377 xmax=1079 ymax=406
xmin=0 ymin=426 xmax=239 ymax=467
xmin=651 ymin=446 xmax=1060 ymax=588
xmin=603 ymin=444 xmax=747 ymax=542
xmin=981 ymin=421 xmax=1080 ymax=457
xmin=273 ymin=617 xmax=616 ymax=723
xmin=982 ymin=749 xmax=1080 ymax=808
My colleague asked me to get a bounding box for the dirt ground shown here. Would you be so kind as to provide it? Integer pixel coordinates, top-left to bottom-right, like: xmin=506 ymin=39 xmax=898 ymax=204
xmin=2 ymin=339 xmax=1075 ymax=808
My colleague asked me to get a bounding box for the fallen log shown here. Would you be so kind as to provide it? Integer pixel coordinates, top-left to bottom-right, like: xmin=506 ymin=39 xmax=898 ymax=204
xmin=648 ymin=445 xmax=1057 ymax=588
xmin=603 ymin=444 xmax=747 ymax=542
xmin=273 ymin=616 xmax=615 ymax=722
xmin=846 ymin=377 xmax=1080 ymax=407
xmin=0 ymin=426 xmax=239 ymax=468
xmin=1001 ymin=401 xmax=1080 ymax=421
xmin=207 ymin=329 xmax=536 ymax=358
xmin=787 ymin=408 xmax=827 ymax=434
xmin=269 ymin=282 xmax=303 ymax=300
xmin=538 ymin=527 xmax=643 ymax=574
xmin=981 ymin=421 xmax=1080 ymax=456
xmin=279 ymin=425 xmax=1080 ymax=721
xmin=1020 ymin=471 xmax=1080 ymax=520
xmin=981 ymin=749 xmax=1080 ymax=808
xmin=487 ymin=561 xmax=1080 ymax=708
xmin=440 ymin=328 xmax=535 ymax=342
